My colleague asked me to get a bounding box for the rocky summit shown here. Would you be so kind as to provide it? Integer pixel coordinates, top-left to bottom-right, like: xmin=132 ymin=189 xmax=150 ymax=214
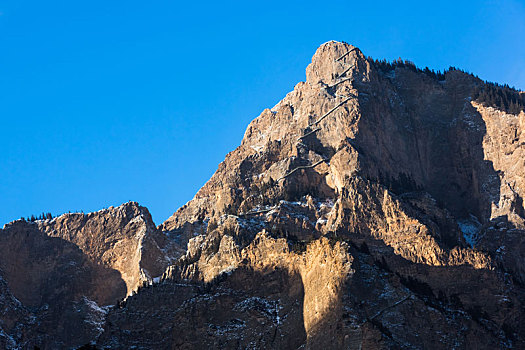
xmin=1 ymin=41 xmax=525 ymax=349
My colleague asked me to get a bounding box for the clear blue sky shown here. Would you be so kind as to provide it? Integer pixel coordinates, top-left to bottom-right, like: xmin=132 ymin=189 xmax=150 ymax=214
xmin=1 ymin=0 xmax=524 ymax=226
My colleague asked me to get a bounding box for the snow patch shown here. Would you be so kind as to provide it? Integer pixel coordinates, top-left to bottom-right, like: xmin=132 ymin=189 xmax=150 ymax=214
xmin=250 ymin=145 xmax=264 ymax=153
xmin=218 ymin=266 xmax=236 ymax=276
xmin=0 ymin=327 xmax=18 ymax=350
xmin=233 ymin=297 xmax=282 ymax=324
xmin=457 ymin=215 xmax=482 ymax=247
xmin=80 ymin=297 xmax=111 ymax=338
xmin=316 ymin=218 xmax=327 ymax=225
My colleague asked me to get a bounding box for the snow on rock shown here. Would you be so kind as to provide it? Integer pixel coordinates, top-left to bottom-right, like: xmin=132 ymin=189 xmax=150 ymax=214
xmin=457 ymin=215 xmax=482 ymax=247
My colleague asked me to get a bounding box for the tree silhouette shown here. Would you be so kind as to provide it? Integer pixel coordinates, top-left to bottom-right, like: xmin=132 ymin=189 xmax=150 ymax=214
xmin=367 ymin=56 xmax=524 ymax=114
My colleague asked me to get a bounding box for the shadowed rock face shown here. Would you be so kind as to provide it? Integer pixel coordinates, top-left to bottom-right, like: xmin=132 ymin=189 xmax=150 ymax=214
xmin=1 ymin=41 xmax=525 ymax=349
xmin=99 ymin=266 xmax=308 ymax=349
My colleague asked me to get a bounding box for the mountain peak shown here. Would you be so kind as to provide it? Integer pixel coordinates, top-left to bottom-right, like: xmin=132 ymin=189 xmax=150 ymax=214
xmin=306 ymin=41 xmax=364 ymax=85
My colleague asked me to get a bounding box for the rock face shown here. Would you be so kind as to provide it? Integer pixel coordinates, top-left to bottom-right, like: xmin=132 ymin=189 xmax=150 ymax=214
xmin=1 ymin=41 xmax=525 ymax=349
xmin=98 ymin=233 xmax=351 ymax=349
xmin=0 ymin=202 xmax=174 ymax=349
xmin=37 ymin=202 xmax=173 ymax=296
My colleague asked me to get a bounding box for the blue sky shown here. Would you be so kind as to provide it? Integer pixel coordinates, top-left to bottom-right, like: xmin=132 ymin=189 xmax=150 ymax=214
xmin=1 ymin=0 xmax=524 ymax=225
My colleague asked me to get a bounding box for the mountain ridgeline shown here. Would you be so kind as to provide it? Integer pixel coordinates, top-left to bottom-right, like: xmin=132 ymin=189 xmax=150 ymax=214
xmin=1 ymin=41 xmax=524 ymax=349
xmin=369 ymin=57 xmax=525 ymax=115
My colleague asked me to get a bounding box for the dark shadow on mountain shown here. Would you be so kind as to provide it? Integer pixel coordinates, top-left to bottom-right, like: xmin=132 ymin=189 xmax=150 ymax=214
xmin=98 ymin=266 xmax=307 ymax=349
xmin=0 ymin=221 xmax=127 ymax=349
xmin=320 ymin=229 xmax=525 ymax=349
xmin=354 ymin=68 xmax=502 ymax=226
xmin=477 ymin=214 xmax=525 ymax=286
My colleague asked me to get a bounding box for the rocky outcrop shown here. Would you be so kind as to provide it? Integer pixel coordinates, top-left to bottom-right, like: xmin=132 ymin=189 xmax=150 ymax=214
xmin=473 ymin=101 xmax=525 ymax=226
xmin=175 ymin=231 xmax=352 ymax=344
xmin=38 ymin=202 xmax=173 ymax=295
xmin=0 ymin=202 xmax=174 ymax=349
xmin=98 ymin=233 xmax=351 ymax=349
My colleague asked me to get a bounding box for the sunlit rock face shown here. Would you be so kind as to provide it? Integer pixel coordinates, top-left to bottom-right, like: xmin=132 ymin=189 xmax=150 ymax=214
xmin=1 ymin=41 xmax=525 ymax=349
xmin=37 ymin=202 xmax=174 ymax=296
